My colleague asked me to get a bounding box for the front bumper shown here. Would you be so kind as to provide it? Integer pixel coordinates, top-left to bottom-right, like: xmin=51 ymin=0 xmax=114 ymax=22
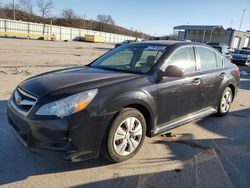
xmin=7 ymin=102 xmax=115 ymax=162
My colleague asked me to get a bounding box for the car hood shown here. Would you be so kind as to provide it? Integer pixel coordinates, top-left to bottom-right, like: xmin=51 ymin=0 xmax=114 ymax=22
xmin=18 ymin=66 xmax=140 ymax=98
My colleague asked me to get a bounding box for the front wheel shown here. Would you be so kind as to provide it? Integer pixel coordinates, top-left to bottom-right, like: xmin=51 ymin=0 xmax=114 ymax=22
xmin=217 ymin=87 xmax=233 ymax=116
xmin=102 ymin=108 xmax=146 ymax=163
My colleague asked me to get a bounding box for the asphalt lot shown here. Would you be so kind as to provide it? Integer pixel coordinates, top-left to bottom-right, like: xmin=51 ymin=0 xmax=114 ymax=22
xmin=0 ymin=38 xmax=250 ymax=188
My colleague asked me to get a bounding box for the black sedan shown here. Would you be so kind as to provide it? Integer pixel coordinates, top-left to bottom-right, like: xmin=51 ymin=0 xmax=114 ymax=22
xmin=7 ymin=41 xmax=240 ymax=163
xmin=232 ymin=49 xmax=250 ymax=66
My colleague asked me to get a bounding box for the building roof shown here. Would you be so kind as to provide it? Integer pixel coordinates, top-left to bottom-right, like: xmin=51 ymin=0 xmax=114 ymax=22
xmin=174 ymin=25 xmax=225 ymax=31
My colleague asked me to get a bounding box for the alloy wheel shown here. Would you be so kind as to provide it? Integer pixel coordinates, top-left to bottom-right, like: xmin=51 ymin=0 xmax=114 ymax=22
xmin=220 ymin=90 xmax=232 ymax=113
xmin=113 ymin=117 xmax=143 ymax=156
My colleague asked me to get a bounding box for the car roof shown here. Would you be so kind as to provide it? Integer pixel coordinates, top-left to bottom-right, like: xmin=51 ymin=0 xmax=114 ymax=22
xmin=134 ymin=40 xmax=187 ymax=45
xmin=129 ymin=40 xmax=209 ymax=47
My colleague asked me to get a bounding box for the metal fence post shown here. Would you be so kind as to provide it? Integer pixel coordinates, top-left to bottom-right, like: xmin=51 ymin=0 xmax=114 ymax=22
xmin=4 ymin=19 xmax=7 ymax=37
xmin=60 ymin=26 xmax=62 ymax=41
xmin=27 ymin=22 xmax=30 ymax=39
xmin=70 ymin=28 xmax=72 ymax=41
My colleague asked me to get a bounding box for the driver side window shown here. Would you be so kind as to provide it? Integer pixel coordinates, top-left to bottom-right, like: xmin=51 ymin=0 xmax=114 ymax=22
xmin=166 ymin=47 xmax=196 ymax=74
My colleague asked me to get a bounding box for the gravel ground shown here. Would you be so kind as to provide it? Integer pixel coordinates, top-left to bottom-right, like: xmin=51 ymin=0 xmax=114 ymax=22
xmin=0 ymin=38 xmax=250 ymax=188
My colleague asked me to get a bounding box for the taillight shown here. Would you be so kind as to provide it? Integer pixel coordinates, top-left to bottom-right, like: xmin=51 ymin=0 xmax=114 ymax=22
xmin=235 ymin=66 xmax=240 ymax=77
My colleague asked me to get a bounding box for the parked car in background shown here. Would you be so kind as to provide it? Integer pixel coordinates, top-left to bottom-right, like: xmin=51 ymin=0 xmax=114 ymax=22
xmin=115 ymin=39 xmax=136 ymax=48
xmin=207 ymin=42 xmax=232 ymax=60
xmin=242 ymin=47 xmax=250 ymax=50
xmin=7 ymin=41 xmax=240 ymax=163
xmin=232 ymin=49 xmax=250 ymax=66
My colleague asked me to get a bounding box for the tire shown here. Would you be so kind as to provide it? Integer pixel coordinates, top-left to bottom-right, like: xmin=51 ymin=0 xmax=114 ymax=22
xmin=217 ymin=87 xmax=233 ymax=116
xmin=102 ymin=108 xmax=146 ymax=163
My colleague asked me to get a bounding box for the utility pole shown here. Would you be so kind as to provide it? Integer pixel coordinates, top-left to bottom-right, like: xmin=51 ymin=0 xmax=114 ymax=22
xmin=130 ymin=27 xmax=133 ymax=36
xmin=238 ymin=9 xmax=246 ymax=31
xmin=13 ymin=0 xmax=16 ymax=20
xmin=83 ymin=14 xmax=86 ymax=29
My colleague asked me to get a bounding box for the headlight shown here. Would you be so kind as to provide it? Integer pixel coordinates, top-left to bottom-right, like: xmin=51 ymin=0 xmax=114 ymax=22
xmin=36 ymin=89 xmax=98 ymax=117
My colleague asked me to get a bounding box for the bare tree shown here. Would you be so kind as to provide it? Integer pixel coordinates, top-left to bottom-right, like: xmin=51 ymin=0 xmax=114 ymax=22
xmin=37 ymin=0 xmax=53 ymax=21
xmin=4 ymin=3 xmax=14 ymax=10
xmin=62 ymin=8 xmax=77 ymax=20
xmin=96 ymin=14 xmax=115 ymax=25
xmin=18 ymin=0 xmax=34 ymax=14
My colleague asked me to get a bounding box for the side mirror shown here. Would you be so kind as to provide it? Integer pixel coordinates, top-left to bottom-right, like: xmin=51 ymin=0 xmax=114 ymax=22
xmin=163 ymin=65 xmax=184 ymax=77
xmin=154 ymin=65 xmax=184 ymax=83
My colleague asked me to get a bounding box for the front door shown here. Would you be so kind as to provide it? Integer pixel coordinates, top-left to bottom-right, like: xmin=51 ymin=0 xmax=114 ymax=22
xmin=156 ymin=46 xmax=203 ymax=126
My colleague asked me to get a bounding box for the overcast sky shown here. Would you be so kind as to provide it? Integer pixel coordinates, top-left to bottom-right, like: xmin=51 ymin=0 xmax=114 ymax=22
xmin=1 ymin=0 xmax=250 ymax=36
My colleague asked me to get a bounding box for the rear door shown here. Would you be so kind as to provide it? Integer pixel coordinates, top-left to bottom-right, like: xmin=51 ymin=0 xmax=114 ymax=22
xmin=156 ymin=46 xmax=203 ymax=125
xmin=195 ymin=46 xmax=225 ymax=109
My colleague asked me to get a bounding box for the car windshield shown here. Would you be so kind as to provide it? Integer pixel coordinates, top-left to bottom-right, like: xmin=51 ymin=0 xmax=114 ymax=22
xmin=234 ymin=50 xmax=250 ymax=55
xmin=90 ymin=44 xmax=167 ymax=74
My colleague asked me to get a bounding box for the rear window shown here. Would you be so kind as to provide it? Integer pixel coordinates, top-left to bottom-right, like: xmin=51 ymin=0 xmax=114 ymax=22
xmin=211 ymin=46 xmax=222 ymax=53
xmin=197 ymin=47 xmax=217 ymax=70
xmin=215 ymin=52 xmax=223 ymax=67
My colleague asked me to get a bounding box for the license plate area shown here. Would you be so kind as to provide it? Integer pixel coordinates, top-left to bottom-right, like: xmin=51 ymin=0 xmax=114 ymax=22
xmin=8 ymin=112 xmax=32 ymax=146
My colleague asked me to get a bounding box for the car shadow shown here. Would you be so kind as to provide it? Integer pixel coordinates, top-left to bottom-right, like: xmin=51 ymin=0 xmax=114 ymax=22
xmin=64 ymin=108 xmax=250 ymax=187
xmin=1 ymin=104 xmax=250 ymax=187
xmin=240 ymin=79 xmax=250 ymax=90
xmin=150 ymin=108 xmax=250 ymax=188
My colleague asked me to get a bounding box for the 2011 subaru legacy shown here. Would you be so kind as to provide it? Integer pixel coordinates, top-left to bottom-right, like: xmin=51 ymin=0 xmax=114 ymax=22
xmin=7 ymin=41 xmax=240 ymax=163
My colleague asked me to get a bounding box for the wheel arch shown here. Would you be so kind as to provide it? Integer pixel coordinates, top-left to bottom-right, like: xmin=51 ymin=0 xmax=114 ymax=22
xmin=124 ymin=103 xmax=154 ymax=137
xmin=101 ymin=90 xmax=157 ymax=138
xmin=227 ymin=84 xmax=235 ymax=100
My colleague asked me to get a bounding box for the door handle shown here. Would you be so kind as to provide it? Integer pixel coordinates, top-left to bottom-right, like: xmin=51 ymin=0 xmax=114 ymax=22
xmin=192 ymin=78 xmax=201 ymax=86
xmin=220 ymin=72 xmax=226 ymax=79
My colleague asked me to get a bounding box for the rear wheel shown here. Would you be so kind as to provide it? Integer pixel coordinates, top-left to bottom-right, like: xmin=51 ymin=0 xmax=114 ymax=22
xmin=102 ymin=108 xmax=146 ymax=163
xmin=217 ymin=87 xmax=233 ymax=116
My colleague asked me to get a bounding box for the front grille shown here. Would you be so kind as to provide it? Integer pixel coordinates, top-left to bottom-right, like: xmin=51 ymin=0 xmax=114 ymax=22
xmin=10 ymin=88 xmax=37 ymax=116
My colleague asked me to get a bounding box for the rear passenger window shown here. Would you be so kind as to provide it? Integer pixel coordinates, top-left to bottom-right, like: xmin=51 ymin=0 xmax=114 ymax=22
xmin=197 ymin=47 xmax=217 ymax=70
xmin=215 ymin=53 xmax=223 ymax=67
xmin=166 ymin=47 xmax=196 ymax=73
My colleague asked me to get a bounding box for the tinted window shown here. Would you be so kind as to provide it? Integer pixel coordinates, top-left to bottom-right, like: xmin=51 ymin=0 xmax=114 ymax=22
xmin=137 ymin=49 xmax=164 ymax=66
xmin=211 ymin=46 xmax=222 ymax=53
xmin=197 ymin=47 xmax=217 ymax=70
xmin=166 ymin=47 xmax=196 ymax=73
xmin=236 ymin=50 xmax=250 ymax=55
xmin=215 ymin=52 xmax=223 ymax=67
xmin=101 ymin=49 xmax=133 ymax=66
xmin=91 ymin=45 xmax=167 ymax=74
